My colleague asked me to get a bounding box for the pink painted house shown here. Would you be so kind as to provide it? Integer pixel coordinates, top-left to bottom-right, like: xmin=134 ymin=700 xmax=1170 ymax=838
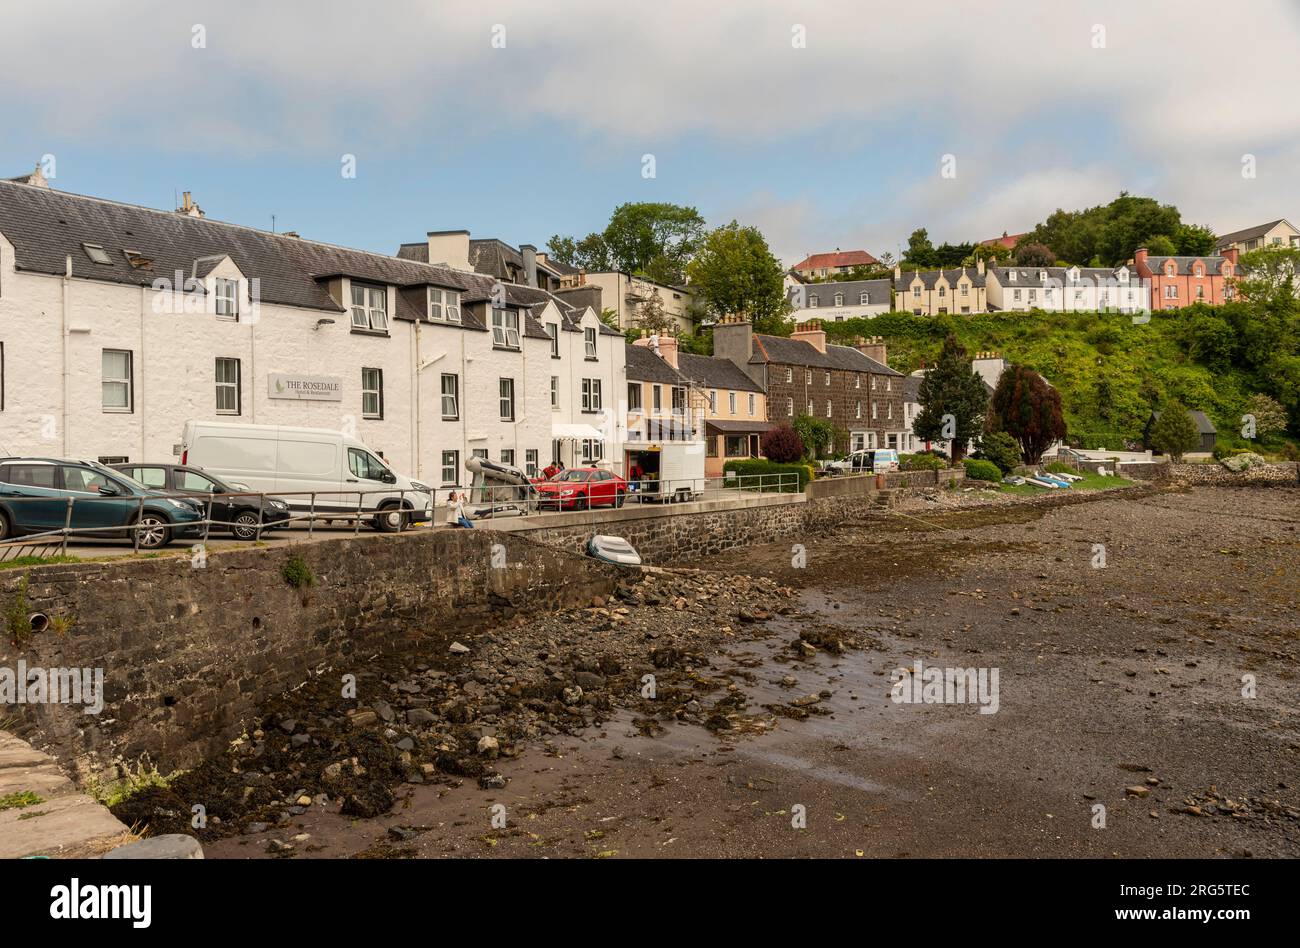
xmin=1133 ymin=247 xmax=1240 ymax=310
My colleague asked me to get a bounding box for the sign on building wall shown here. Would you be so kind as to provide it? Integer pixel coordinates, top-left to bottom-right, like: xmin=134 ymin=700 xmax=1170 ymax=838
xmin=267 ymin=373 xmax=343 ymax=401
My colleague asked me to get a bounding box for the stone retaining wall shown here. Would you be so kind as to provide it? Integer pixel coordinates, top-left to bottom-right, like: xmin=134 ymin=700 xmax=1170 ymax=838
xmin=1169 ymin=461 xmax=1299 ymax=486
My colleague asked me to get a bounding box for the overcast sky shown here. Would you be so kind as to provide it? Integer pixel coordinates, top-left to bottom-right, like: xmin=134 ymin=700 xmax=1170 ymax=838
xmin=2 ymin=0 xmax=1297 ymax=265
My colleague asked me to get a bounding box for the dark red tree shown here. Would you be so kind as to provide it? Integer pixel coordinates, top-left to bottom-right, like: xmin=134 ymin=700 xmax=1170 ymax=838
xmin=988 ymin=365 xmax=1067 ymax=464
xmin=760 ymin=423 xmax=805 ymax=463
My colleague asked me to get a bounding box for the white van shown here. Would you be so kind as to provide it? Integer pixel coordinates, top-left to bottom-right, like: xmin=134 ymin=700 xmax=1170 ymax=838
xmin=177 ymin=421 xmax=431 ymax=531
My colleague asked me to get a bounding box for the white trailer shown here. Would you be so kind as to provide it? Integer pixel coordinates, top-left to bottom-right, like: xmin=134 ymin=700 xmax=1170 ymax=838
xmin=625 ymin=441 xmax=706 ymax=503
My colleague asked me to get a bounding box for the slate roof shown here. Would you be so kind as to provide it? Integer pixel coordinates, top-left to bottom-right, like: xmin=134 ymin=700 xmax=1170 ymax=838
xmin=750 ymin=333 xmax=901 ymax=376
xmin=902 ymin=375 xmax=922 ymax=403
xmin=893 ymin=267 xmax=986 ymax=290
xmin=1140 ymin=255 xmax=1234 ymax=276
xmin=1215 ymin=219 xmax=1292 ymax=248
xmin=676 ymin=352 xmax=763 ymax=393
xmin=0 ymin=180 xmax=584 ymax=340
xmin=624 ymin=343 xmax=687 ymax=384
xmin=799 ymin=278 xmax=891 ymax=306
xmin=991 ymin=265 xmax=1132 ymax=285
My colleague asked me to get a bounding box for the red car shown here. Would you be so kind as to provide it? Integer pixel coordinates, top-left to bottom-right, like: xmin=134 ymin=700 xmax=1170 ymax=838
xmin=535 ymin=468 xmax=627 ymax=510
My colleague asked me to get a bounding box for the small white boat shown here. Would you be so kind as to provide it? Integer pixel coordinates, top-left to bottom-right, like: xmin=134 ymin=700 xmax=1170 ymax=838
xmin=587 ymin=534 xmax=642 ymax=566
xmin=1025 ymin=476 xmax=1062 ymax=489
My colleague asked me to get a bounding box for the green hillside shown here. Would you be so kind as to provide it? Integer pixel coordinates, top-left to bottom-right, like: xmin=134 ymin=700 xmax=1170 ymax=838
xmin=820 ymin=305 xmax=1300 ymax=454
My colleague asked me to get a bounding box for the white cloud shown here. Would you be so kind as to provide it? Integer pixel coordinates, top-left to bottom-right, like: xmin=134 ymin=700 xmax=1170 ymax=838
xmin=2 ymin=0 xmax=1297 ymax=248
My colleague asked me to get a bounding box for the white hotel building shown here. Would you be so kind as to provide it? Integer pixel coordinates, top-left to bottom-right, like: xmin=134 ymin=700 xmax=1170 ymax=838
xmin=985 ymin=265 xmax=1150 ymax=315
xmin=0 ymin=173 xmax=626 ymax=488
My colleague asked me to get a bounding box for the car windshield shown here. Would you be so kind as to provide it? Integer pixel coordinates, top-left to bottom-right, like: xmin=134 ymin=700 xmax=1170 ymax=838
xmin=88 ymin=462 xmax=145 ymax=493
xmin=554 ymin=470 xmax=590 ymax=483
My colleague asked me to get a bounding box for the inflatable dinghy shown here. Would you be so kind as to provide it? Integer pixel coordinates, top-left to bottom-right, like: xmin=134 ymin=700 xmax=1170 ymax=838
xmin=586 ymin=534 xmax=642 ymax=566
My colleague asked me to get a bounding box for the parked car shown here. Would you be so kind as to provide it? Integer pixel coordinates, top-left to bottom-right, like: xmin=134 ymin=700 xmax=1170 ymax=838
xmin=0 ymin=458 xmax=205 ymax=549
xmin=534 ymin=468 xmax=627 ymax=510
xmin=177 ymin=420 xmax=431 ymax=532
xmin=821 ymin=448 xmax=901 ymax=476
xmin=110 ymin=463 xmax=291 ymax=540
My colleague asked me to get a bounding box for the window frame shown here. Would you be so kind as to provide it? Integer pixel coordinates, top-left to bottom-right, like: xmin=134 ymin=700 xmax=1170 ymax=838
xmin=499 ymin=377 xmax=516 ymax=421
xmin=350 ymin=282 xmax=389 ymax=333
xmin=214 ymin=278 xmax=239 ymax=319
xmin=441 ymin=373 xmax=459 ymax=421
xmin=102 ymin=348 xmax=134 ymax=413
xmin=361 ymin=367 xmax=384 ymax=419
xmin=215 ymin=356 xmax=241 ymax=415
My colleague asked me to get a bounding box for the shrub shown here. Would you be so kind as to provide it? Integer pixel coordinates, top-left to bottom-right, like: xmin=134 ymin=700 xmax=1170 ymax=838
xmin=962 ymin=458 xmax=1002 ymax=482
xmin=282 ymin=555 xmax=315 ymax=588
xmin=978 ymin=430 xmax=1023 ymax=474
xmin=900 ymin=453 xmax=944 ymax=472
xmin=1148 ymin=400 xmax=1201 ymax=461
xmin=723 ymin=458 xmax=814 ymax=491
xmin=760 ymin=423 xmax=805 ymax=463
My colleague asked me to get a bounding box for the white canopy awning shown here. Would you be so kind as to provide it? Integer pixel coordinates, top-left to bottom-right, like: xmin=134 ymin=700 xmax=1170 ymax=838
xmin=552 ymin=423 xmax=604 ymax=441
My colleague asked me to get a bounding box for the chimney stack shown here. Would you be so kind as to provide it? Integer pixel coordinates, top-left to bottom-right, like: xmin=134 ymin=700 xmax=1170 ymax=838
xmin=178 ymin=191 xmax=205 ymax=218
xmin=791 ymin=320 xmax=827 ymax=354
xmin=855 ymin=334 xmax=887 ymax=365
xmin=521 ymin=243 xmax=538 ymax=288
xmin=427 ymin=230 xmax=472 ymax=272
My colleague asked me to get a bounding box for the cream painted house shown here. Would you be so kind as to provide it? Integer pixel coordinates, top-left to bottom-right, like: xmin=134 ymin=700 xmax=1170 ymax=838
xmin=893 ymin=262 xmax=988 ymax=315
xmin=579 ymin=271 xmax=694 ymax=333
xmin=1216 ymin=219 xmax=1300 ymax=255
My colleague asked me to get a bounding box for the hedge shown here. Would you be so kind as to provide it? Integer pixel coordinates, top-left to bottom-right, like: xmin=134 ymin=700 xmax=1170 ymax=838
xmin=723 ymin=458 xmax=815 ymax=492
xmin=962 ymin=458 xmax=1002 ymax=482
xmin=900 ymin=452 xmax=945 ymax=472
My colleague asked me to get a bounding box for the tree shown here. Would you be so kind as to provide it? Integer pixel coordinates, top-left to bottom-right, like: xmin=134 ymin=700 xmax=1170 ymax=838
xmin=549 ymin=202 xmax=705 ymax=285
xmin=686 ymin=221 xmax=789 ymax=335
xmin=1244 ymin=393 xmax=1289 ymax=439
xmin=1013 ymin=242 xmax=1055 ymax=268
xmin=1023 ymin=193 xmax=1185 ymax=265
xmin=761 ymin=423 xmax=804 ymax=463
xmin=988 ymin=365 xmax=1067 ymax=465
xmin=1148 ymin=400 xmax=1200 ymax=461
xmin=632 ymin=292 xmax=679 ymax=335
xmin=1174 ymin=223 xmax=1218 ymax=256
xmin=901 ymin=228 xmax=937 ymax=269
xmin=911 ymin=335 xmax=989 ymax=463
xmin=1144 ymin=234 xmax=1177 ymax=256
xmin=792 ymin=414 xmax=836 ymax=460
xmin=978 ymin=429 xmax=1023 ymax=474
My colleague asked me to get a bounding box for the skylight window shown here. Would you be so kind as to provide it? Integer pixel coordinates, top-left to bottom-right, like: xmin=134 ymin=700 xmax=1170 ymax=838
xmin=83 ymin=243 xmax=113 ymax=266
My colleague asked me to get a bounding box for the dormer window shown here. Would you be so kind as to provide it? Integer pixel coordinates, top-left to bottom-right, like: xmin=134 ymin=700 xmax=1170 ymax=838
xmin=1039 ymin=270 xmax=1048 ymax=282
xmin=584 ymin=326 xmax=597 ymax=359
xmin=1166 ymin=263 xmax=1176 ymax=276
xmin=1194 ymin=265 xmax=1204 ymax=277
xmin=1118 ymin=269 xmax=1128 ymax=282
xmin=350 ymin=282 xmax=389 ymax=332
xmin=429 ymin=288 xmax=461 ymax=323
xmin=492 ymin=307 xmax=520 ymax=349
xmin=1068 ymin=269 xmax=1079 ymax=284
xmin=214 ymin=278 xmax=239 ymax=319
xmin=83 ymin=243 xmax=113 ymax=266
xmin=859 ymin=292 xmax=869 ymax=304
xmin=809 ymin=294 xmax=819 ymax=307
xmin=834 ymin=293 xmax=844 ymax=306
xmin=1008 ymin=271 xmax=1017 ymax=282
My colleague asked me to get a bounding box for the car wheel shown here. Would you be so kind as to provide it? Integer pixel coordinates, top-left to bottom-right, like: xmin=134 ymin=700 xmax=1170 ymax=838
xmin=0 ymin=509 xmax=11 ymax=542
xmin=135 ymin=513 xmax=171 ymax=550
xmin=374 ymin=505 xmax=407 ymax=533
xmin=231 ymin=511 xmax=262 ymax=541
xmin=614 ymin=491 xmax=625 ymax=508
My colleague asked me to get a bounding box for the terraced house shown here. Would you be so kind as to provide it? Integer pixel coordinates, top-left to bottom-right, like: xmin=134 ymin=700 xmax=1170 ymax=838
xmin=986 ymin=264 xmax=1150 ymax=314
xmin=713 ymin=318 xmax=905 ymax=453
xmin=893 ymin=262 xmax=988 ymax=315
xmin=0 ymin=174 xmax=625 ymax=486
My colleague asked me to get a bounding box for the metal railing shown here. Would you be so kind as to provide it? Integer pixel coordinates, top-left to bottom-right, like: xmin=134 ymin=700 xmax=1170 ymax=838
xmin=0 ymin=473 xmax=800 ymax=556
xmin=438 ymin=472 xmax=801 ymax=522
xmin=0 ymin=487 xmax=433 ymax=558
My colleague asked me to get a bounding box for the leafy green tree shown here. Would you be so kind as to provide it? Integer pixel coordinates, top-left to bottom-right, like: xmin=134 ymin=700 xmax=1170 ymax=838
xmin=1024 ymin=193 xmax=1184 ymax=265
xmin=686 ymin=221 xmax=789 ymax=335
xmin=978 ymin=429 xmax=1023 ymax=474
xmin=792 ymin=414 xmax=837 ymax=460
xmin=1148 ymin=400 xmax=1201 ymax=460
xmin=988 ymin=365 xmax=1067 ymax=464
xmin=1174 ymin=223 xmax=1218 ymax=256
xmin=901 ymin=228 xmax=937 ymax=269
xmin=1144 ymin=234 xmax=1177 ymax=256
xmin=912 ymin=335 xmax=988 ymax=463
xmin=1243 ymin=393 xmax=1289 ymax=439
xmin=549 ymin=202 xmax=705 ymax=285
